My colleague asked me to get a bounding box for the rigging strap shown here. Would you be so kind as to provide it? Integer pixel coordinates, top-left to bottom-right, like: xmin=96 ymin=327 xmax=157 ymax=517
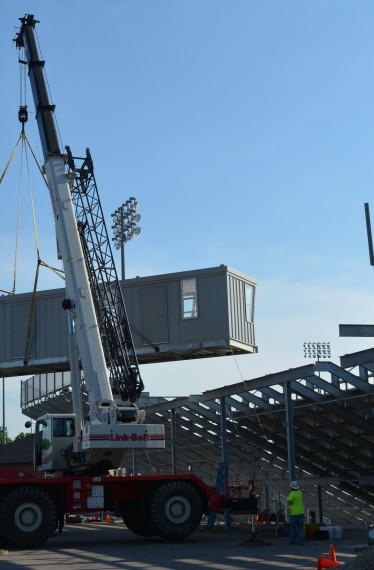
xmin=23 ymin=260 xmax=40 ymax=365
xmin=0 ymin=133 xmax=23 ymax=185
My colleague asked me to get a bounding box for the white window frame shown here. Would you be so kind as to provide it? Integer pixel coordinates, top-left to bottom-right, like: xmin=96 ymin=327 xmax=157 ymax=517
xmin=245 ymin=283 xmax=254 ymax=323
xmin=181 ymin=278 xmax=198 ymax=319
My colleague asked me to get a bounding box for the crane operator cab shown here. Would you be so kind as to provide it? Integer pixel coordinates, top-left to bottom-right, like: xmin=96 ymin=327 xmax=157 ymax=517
xmin=34 ymin=414 xmax=76 ymax=472
xmin=33 ymin=411 xmax=166 ymax=474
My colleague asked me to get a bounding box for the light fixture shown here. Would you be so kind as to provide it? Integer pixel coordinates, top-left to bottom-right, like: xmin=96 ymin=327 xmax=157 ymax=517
xmin=303 ymin=342 xmax=331 ymax=361
xmin=111 ymin=198 xmax=141 ymax=280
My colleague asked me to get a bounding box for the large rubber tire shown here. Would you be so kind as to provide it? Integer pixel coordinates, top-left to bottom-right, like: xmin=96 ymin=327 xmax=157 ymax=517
xmin=0 ymin=486 xmax=57 ymax=548
xmin=149 ymin=481 xmax=204 ymax=540
xmin=123 ymin=513 xmax=159 ymax=537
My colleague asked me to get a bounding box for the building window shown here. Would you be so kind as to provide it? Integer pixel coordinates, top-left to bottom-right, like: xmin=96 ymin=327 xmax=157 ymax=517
xmin=181 ymin=278 xmax=198 ymax=319
xmin=245 ymin=283 xmax=254 ymax=322
xmin=37 ymin=418 xmax=52 ymax=450
xmin=53 ymin=417 xmax=75 ymax=437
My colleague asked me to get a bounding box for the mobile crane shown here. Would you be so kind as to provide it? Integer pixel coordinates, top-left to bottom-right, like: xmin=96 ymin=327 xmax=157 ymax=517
xmin=0 ymin=14 xmax=224 ymax=548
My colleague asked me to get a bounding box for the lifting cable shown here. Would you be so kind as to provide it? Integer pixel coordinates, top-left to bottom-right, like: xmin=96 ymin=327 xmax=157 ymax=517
xmin=23 ymin=132 xmax=41 ymax=259
xmin=0 ymin=51 xmax=29 ymax=293
xmin=15 ymin=44 xmax=63 ymax=277
xmin=23 ymin=259 xmax=40 ymax=366
xmin=12 ymin=135 xmax=23 ymax=294
xmin=1 ymin=47 xmax=65 ymax=360
xmin=228 ymin=345 xmax=281 ymax=481
xmin=22 ymin=260 xmax=65 ymax=365
xmin=0 ymin=133 xmax=23 ymax=185
xmin=0 ymin=133 xmax=23 ymax=294
xmin=21 ymin=133 xmax=64 ymax=363
xmin=1 ymin=132 xmax=64 ymax=363
xmin=0 ymin=130 xmax=64 ymax=285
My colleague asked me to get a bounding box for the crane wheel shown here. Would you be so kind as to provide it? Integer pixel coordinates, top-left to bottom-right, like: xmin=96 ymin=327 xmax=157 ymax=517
xmin=123 ymin=513 xmax=159 ymax=537
xmin=0 ymin=486 xmax=57 ymax=548
xmin=149 ymin=481 xmax=203 ymax=540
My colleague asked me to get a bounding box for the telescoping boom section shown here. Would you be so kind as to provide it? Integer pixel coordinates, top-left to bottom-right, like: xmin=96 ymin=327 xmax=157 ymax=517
xmin=14 ymin=14 xmax=165 ymax=474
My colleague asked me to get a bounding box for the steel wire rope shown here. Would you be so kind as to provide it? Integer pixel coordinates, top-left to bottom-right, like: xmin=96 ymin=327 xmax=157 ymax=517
xmin=17 ymin=36 xmax=45 ymax=179
xmin=228 ymin=346 xmax=283 ymax=480
xmin=144 ymin=450 xmax=158 ymax=473
xmin=23 ymin=135 xmax=40 ymax=259
xmin=2 ymin=38 xmax=65 ymax=357
xmin=19 ymin=43 xmax=27 ymax=109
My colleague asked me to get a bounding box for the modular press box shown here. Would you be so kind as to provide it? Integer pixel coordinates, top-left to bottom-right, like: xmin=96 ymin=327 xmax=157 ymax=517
xmin=0 ymin=265 xmax=257 ymax=376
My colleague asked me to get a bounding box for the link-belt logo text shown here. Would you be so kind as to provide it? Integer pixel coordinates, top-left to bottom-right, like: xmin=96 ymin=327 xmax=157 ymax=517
xmin=109 ymin=433 xmax=152 ymax=442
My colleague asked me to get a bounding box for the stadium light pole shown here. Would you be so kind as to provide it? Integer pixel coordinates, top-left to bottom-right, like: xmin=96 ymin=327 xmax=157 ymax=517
xmin=303 ymin=342 xmax=331 ymax=362
xmin=303 ymin=341 xmax=331 ymax=523
xmin=111 ymin=197 xmax=141 ymax=280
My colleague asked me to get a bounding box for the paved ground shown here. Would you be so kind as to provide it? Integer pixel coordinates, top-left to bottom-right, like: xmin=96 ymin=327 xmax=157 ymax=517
xmin=0 ymin=521 xmax=367 ymax=570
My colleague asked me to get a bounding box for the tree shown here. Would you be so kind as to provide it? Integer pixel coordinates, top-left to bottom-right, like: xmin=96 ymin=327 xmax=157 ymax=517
xmin=0 ymin=427 xmax=12 ymax=444
xmin=14 ymin=432 xmax=28 ymax=441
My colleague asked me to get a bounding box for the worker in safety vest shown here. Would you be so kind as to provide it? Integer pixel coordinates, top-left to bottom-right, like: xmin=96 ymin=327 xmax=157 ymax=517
xmin=287 ymin=481 xmax=304 ymax=545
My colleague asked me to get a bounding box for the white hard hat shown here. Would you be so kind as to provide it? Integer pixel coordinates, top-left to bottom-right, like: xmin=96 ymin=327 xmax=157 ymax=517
xmin=290 ymin=481 xmax=299 ymax=490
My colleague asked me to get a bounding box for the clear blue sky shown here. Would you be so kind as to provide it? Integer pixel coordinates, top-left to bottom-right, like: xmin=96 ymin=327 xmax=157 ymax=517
xmin=1 ymin=1 xmax=374 ymax=438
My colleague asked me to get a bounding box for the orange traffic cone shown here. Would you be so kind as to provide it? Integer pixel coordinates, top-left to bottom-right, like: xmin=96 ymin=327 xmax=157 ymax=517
xmin=317 ymin=555 xmax=343 ymax=570
xmin=329 ymin=544 xmax=337 ymax=562
xmin=105 ymin=513 xmax=111 ymax=524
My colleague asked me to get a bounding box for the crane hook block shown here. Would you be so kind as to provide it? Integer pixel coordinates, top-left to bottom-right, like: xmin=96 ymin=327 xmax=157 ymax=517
xmin=18 ymin=105 xmax=28 ymax=125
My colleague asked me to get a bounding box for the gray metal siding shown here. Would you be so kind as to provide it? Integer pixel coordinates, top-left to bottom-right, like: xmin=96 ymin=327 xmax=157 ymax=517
xmin=187 ymin=273 xmax=227 ymax=340
xmin=35 ymin=293 xmax=68 ymax=358
xmin=0 ymin=266 xmax=257 ymax=376
xmin=0 ymin=290 xmax=68 ymax=364
xmin=149 ymin=272 xmax=229 ymax=345
xmin=227 ymin=272 xmax=255 ymax=346
xmin=121 ymin=286 xmax=141 ymax=346
xmin=140 ymin=285 xmax=168 ymax=345
xmin=0 ymin=301 xmax=12 ymax=360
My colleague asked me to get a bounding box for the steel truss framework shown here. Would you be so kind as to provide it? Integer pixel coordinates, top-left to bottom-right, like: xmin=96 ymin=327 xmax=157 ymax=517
xmin=21 ymin=347 xmax=374 ymax=526
xmin=65 ymin=147 xmax=143 ymax=403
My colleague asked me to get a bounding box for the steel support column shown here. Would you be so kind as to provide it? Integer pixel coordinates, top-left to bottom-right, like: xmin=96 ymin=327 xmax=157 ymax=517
xmin=318 ymin=485 xmax=324 ymax=524
xmin=284 ymin=381 xmax=296 ymax=481
xmin=220 ymin=397 xmax=230 ymax=530
xmin=171 ymin=408 xmax=177 ymax=474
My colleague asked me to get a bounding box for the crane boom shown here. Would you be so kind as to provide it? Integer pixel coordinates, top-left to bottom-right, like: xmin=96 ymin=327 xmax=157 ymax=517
xmin=15 ymin=14 xmax=165 ymax=474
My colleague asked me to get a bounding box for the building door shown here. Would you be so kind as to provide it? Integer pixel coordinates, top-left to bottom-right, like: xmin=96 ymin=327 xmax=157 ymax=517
xmin=140 ymin=285 xmax=168 ymax=346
